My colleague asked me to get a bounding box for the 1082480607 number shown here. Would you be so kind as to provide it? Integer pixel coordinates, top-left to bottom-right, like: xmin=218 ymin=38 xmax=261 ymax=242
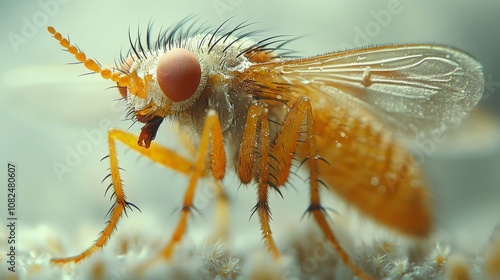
xmin=7 ymin=163 xmax=16 ymax=216
xmin=46 ymin=16 xmax=483 ymax=279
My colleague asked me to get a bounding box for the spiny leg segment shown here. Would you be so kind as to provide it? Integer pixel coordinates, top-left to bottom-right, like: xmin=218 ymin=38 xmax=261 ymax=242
xmin=51 ymin=129 xmax=195 ymax=264
xmin=177 ymin=126 xmax=230 ymax=242
xmin=158 ymin=109 xmax=226 ymax=260
xmin=289 ymin=98 xmax=372 ymax=280
xmin=239 ymin=102 xmax=280 ymax=257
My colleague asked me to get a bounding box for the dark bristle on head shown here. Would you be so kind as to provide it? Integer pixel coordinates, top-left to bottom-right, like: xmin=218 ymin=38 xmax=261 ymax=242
xmin=117 ymin=17 xmax=298 ymax=70
xmin=146 ymin=19 xmax=154 ymax=51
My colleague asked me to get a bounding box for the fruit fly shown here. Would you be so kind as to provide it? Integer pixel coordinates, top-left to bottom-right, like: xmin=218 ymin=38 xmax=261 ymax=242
xmin=47 ymin=17 xmax=483 ymax=279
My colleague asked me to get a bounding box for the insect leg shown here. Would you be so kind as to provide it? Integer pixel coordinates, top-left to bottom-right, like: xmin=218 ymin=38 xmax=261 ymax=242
xmin=176 ymin=126 xmax=230 ymax=242
xmin=158 ymin=109 xmax=226 ymax=259
xmin=240 ymin=103 xmax=281 ymax=258
xmin=290 ymin=98 xmax=372 ymax=280
xmin=51 ymin=129 xmax=194 ymax=264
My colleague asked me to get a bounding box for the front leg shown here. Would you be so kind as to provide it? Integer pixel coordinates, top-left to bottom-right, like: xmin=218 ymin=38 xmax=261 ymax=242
xmin=51 ymin=129 xmax=195 ymax=264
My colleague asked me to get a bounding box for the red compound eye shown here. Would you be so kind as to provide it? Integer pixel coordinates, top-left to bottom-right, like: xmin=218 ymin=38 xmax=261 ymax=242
xmin=157 ymin=48 xmax=201 ymax=102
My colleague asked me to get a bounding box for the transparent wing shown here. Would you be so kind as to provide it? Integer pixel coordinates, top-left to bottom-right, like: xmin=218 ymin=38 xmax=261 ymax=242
xmin=242 ymin=44 xmax=484 ymax=139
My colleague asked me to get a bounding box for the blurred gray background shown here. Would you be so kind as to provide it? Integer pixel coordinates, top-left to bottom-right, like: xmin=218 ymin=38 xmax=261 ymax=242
xmin=1 ymin=0 xmax=499 ymax=262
